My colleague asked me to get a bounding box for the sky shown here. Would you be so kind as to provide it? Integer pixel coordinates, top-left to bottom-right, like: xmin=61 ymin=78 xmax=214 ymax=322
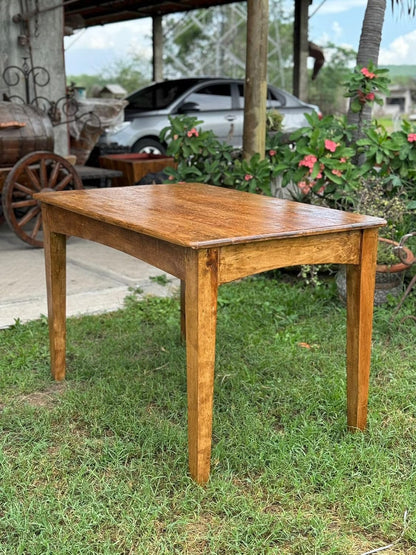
xmin=64 ymin=0 xmax=416 ymax=76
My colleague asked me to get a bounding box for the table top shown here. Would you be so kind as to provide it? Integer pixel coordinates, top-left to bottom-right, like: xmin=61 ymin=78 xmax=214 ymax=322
xmin=35 ymin=183 xmax=385 ymax=249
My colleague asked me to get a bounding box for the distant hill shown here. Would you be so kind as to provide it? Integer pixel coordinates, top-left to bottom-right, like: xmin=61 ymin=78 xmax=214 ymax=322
xmin=381 ymin=65 xmax=416 ymax=78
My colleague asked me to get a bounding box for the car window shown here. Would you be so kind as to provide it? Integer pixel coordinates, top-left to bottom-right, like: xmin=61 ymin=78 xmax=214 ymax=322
xmin=237 ymin=84 xmax=285 ymax=109
xmin=267 ymin=88 xmax=285 ymax=109
xmin=185 ymin=84 xmax=232 ymax=111
xmin=128 ymin=80 xmax=202 ymax=111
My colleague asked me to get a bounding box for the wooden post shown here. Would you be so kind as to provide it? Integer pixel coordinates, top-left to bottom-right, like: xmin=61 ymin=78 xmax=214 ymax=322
xmin=293 ymin=0 xmax=310 ymax=101
xmin=152 ymin=16 xmax=163 ymax=82
xmin=243 ymin=0 xmax=269 ymax=160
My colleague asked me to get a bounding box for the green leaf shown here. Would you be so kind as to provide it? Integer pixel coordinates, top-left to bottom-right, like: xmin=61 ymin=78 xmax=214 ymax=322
xmin=350 ymin=98 xmax=363 ymax=113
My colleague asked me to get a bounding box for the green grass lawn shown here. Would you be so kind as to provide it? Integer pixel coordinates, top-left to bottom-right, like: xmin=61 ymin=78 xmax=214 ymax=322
xmin=0 ymin=274 xmax=415 ymax=554
xmin=374 ymin=116 xmax=395 ymax=133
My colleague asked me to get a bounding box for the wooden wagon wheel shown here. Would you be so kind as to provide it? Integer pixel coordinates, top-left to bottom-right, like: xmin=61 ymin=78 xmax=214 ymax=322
xmin=2 ymin=151 xmax=82 ymax=247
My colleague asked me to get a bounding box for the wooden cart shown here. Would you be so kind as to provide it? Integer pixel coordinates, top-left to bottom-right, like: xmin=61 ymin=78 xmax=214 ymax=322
xmin=0 ymin=102 xmax=82 ymax=247
xmin=0 ymin=102 xmax=121 ymax=248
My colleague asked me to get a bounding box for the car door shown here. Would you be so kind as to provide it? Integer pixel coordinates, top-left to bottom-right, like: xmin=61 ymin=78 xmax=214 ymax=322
xmin=178 ymin=82 xmax=242 ymax=146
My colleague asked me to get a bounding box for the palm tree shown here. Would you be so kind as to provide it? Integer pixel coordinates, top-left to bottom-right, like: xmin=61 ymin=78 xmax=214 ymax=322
xmin=356 ymin=0 xmax=416 ymax=67
xmin=348 ymin=0 xmax=416 ymax=134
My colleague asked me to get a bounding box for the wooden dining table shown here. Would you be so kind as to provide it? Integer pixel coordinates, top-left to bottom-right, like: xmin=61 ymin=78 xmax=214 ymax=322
xmin=35 ymin=183 xmax=385 ymax=484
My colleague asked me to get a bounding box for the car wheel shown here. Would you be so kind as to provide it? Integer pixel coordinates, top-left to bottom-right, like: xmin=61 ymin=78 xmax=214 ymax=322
xmin=132 ymin=138 xmax=166 ymax=155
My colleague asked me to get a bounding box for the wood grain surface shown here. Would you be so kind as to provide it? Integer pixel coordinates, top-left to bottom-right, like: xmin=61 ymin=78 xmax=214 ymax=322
xmin=34 ymin=183 xmax=385 ymax=248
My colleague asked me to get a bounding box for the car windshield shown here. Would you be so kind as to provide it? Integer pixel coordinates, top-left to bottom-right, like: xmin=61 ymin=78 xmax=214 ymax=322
xmin=127 ymin=79 xmax=207 ymax=111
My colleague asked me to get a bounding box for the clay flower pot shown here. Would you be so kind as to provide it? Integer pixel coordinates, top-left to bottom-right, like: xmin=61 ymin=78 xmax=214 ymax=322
xmin=376 ymin=237 xmax=415 ymax=273
xmin=336 ymin=237 xmax=415 ymax=306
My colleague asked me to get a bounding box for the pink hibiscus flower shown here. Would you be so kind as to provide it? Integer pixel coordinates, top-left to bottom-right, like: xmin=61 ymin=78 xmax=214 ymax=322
xmin=299 ymin=154 xmax=317 ymax=169
xmin=298 ymin=181 xmax=312 ymax=194
xmin=324 ymin=139 xmax=337 ymax=153
xmin=361 ymin=67 xmax=376 ymax=79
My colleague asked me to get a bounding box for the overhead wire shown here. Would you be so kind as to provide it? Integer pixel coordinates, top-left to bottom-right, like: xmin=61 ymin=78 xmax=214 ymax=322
xmin=309 ymin=0 xmax=328 ymax=19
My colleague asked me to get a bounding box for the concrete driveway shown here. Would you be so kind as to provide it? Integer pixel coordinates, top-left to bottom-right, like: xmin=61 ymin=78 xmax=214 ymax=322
xmin=0 ymin=225 xmax=179 ymax=329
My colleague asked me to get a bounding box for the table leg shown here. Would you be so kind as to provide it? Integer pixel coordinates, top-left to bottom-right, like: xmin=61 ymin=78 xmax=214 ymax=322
xmin=43 ymin=223 xmax=67 ymax=382
xmin=346 ymin=228 xmax=379 ymax=430
xmin=185 ymin=249 xmax=219 ymax=484
xmin=180 ymin=279 xmax=186 ymax=342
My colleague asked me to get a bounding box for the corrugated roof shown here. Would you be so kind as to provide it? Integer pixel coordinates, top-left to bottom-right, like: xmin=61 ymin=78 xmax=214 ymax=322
xmin=64 ymin=0 xmax=240 ymax=29
xmin=100 ymin=84 xmax=127 ymax=95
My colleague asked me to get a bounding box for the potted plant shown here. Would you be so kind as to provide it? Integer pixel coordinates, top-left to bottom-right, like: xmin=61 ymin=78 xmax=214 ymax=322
xmin=336 ymin=175 xmax=415 ymax=304
xmin=266 ymin=109 xmax=284 ymax=133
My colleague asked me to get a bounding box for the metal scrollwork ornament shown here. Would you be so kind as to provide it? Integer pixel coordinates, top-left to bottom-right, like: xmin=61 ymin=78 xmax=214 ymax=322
xmin=2 ymin=60 xmax=102 ymax=129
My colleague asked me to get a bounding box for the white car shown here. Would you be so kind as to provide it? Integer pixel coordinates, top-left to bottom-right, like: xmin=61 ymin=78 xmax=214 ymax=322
xmin=100 ymin=77 xmax=320 ymax=154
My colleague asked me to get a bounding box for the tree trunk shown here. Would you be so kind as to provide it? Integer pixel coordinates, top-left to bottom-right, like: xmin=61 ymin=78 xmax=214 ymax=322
xmin=347 ymin=0 xmax=386 ymax=139
xmin=357 ymin=0 xmax=386 ymax=66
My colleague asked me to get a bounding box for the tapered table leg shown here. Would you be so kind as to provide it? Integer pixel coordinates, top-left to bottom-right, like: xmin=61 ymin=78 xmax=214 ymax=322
xmin=346 ymin=228 xmax=379 ymax=430
xmin=185 ymin=249 xmax=219 ymax=484
xmin=43 ymin=212 xmax=67 ymax=382
xmin=180 ymin=279 xmax=186 ymax=342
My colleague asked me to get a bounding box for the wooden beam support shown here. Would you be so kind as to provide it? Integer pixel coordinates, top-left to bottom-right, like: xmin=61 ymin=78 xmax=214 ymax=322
xmin=152 ymin=15 xmax=163 ymax=82
xmin=293 ymin=0 xmax=310 ymax=101
xmin=243 ymin=0 xmax=269 ymax=160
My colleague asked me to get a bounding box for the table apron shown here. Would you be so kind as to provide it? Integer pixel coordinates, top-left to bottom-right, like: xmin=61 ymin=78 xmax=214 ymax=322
xmin=43 ymin=205 xmax=366 ymax=286
xmin=218 ymin=231 xmax=362 ymax=284
xmin=42 ymin=205 xmax=187 ymax=280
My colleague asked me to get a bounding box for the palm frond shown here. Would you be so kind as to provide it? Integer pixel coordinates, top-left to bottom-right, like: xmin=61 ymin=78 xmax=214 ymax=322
xmin=391 ymin=0 xmax=416 ymax=16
